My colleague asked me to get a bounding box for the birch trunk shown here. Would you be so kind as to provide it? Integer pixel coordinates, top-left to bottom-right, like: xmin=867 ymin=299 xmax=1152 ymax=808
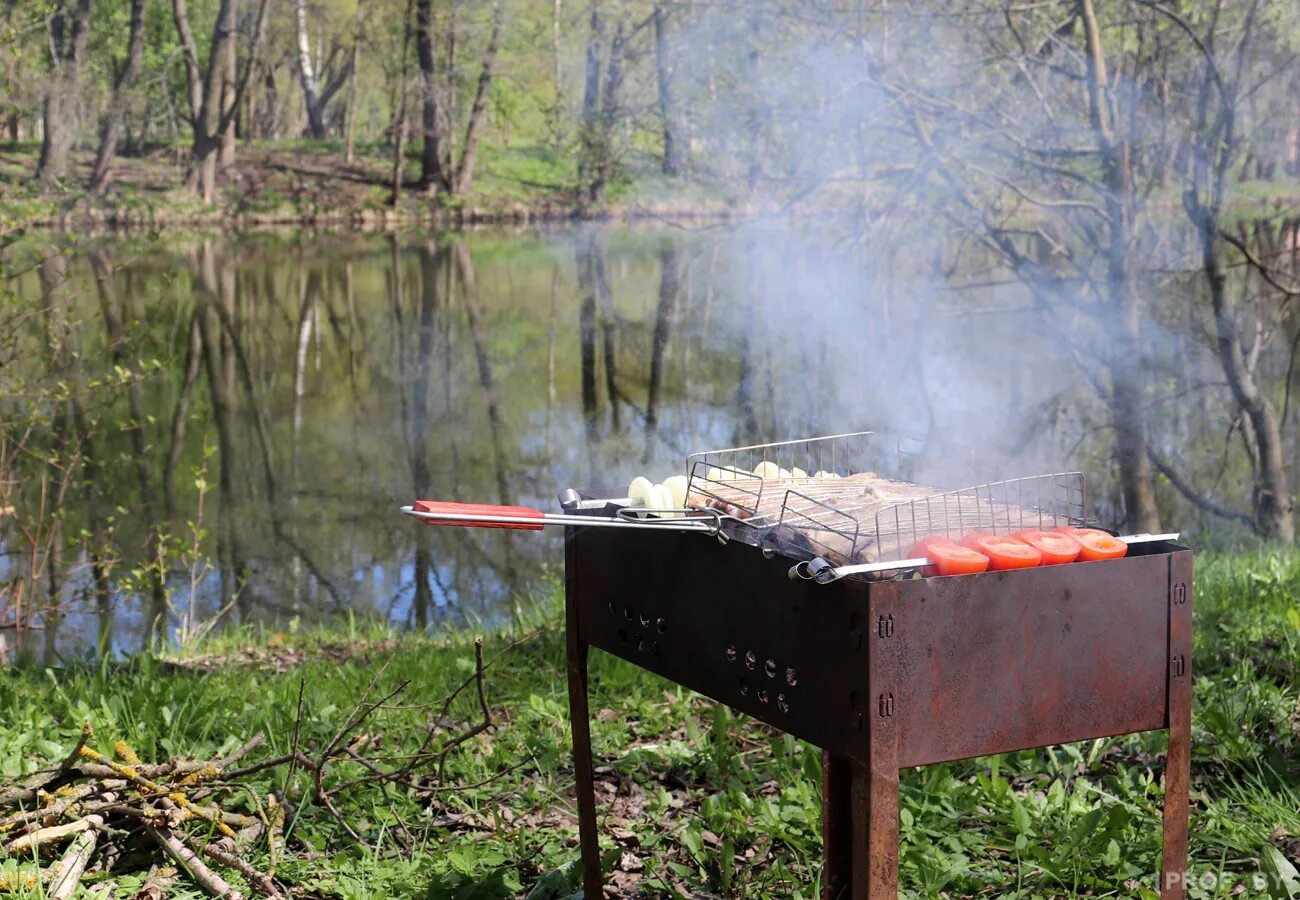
xmin=294 ymin=0 xmax=326 ymax=138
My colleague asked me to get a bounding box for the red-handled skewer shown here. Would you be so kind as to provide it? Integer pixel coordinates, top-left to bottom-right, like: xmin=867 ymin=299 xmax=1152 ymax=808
xmin=411 ymin=500 xmax=548 ymax=530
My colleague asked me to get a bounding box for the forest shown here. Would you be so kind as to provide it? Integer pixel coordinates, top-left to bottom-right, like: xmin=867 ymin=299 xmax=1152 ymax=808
xmin=0 ymin=1 xmax=1294 ymax=217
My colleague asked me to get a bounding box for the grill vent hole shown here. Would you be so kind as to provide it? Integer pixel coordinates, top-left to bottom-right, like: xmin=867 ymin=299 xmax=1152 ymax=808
xmin=652 ymin=641 xmax=661 ymax=657
xmin=785 ymin=667 xmax=798 ymax=686
xmin=757 ymin=689 xmax=769 ymax=705
xmin=656 ymin=617 xmax=666 ymax=634
xmin=624 ymin=606 xmax=634 ymax=621
xmin=636 ymin=638 xmax=646 ymax=653
xmin=639 ymin=612 xmax=651 ymax=628
xmin=617 ymin=628 xmax=629 ymax=644
xmin=744 ymin=650 xmax=757 ymax=670
xmin=777 ymin=694 xmax=790 ymax=713
xmin=739 ymin=678 xmax=749 ymax=696
xmin=725 ymin=644 xmax=737 ymax=662
xmin=764 ymin=659 xmax=777 ymax=678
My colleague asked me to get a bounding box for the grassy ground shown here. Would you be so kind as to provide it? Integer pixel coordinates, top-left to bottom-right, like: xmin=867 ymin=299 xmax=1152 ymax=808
xmin=1 ymin=550 xmax=1298 ymax=899
xmin=0 ymin=140 xmax=736 ymax=230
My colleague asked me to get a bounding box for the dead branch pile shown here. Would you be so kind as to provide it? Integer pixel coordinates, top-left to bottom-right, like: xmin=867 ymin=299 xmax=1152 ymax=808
xmin=0 ymin=638 xmax=502 ymax=898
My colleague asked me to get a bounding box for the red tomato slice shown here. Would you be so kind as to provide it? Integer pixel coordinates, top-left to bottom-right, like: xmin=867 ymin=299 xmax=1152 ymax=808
xmin=1012 ymin=529 xmax=1081 ymax=565
xmin=1055 ymin=527 xmax=1128 ymax=561
xmin=961 ymin=533 xmax=1042 ymax=570
xmin=909 ymin=536 xmax=989 ymax=577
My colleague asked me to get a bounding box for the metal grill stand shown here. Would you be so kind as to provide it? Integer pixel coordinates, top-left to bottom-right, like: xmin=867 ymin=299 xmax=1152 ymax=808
xmin=563 ymin=527 xmax=1193 ymax=900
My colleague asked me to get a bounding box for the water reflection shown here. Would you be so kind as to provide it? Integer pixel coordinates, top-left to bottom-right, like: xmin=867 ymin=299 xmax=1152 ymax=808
xmin=2 ymin=221 xmax=1297 ymax=658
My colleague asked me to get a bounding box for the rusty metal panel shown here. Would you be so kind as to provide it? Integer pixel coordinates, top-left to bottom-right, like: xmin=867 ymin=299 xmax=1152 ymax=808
xmin=880 ymin=554 xmax=1172 ymax=768
xmin=566 ymin=525 xmax=872 ymax=760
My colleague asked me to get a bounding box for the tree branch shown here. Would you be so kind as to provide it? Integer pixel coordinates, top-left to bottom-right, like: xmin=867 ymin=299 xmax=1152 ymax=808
xmin=1148 ymin=449 xmax=1252 ymax=526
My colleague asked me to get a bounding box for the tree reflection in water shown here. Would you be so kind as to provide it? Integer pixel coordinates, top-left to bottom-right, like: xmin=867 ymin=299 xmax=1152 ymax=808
xmin=2 ymin=221 xmax=1297 ymax=656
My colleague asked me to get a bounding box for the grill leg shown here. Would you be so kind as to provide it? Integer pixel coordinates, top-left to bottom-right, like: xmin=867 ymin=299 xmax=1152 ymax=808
xmin=848 ymin=757 xmax=899 ymax=900
xmin=823 ymin=752 xmax=853 ymax=900
xmin=1161 ymin=558 xmax=1193 ymax=899
xmin=567 ymin=622 xmax=603 ymax=898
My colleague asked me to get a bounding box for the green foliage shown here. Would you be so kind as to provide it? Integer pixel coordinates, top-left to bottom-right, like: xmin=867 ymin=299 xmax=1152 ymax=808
xmin=2 ymin=550 xmax=1298 ymax=897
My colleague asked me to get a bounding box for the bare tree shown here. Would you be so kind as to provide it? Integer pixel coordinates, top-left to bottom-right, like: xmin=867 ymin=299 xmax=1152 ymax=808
xmin=88 ymin=0 xmax=147 ymax=193
xmin=579 ymin=8 xmax=630 ymax=206
xmin=866 ymin=0 xmax=1165 ymax=531
xmin=37 ymin=0 xmax=95 ymax=183
xmin=173 ymin=0 xmax=269 ymax=202
xmin=451 ymin=2 xmax=504 ymax=196
xmin=415 ymin=0 xmax=443 ymax=192
xmin=390 ymin=0 xmax=416 ymax=206
xmin=577 ymin=0 xmax=605 ymax=204
xmin=1166 ymin=0 xmax=1295 ymax=539
xmin=654 ymin=2 xmax=682 ymax=176
xmin=343 ymin=3 xmax=365 ymax=162
xmin=410 ymin=0 xmax=504 ymax=197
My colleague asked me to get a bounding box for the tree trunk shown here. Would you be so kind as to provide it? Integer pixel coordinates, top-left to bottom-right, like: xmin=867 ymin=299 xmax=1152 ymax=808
xmin=547 ymin=0 xmax=563 ymax=143
xmin=183 ymin=0 xmax=268 ymax=202
xmin=2 ymin=6 xmax=19 ymax=142
xmin=744 ymin=7 xmax=762 ymax=191
xmin=1197 ymin=214 xmax=1294 ymax=538
xmin=294 ymin=0 xmax=326 ymax=138
xmin=390 ymin=0 xmax=415 ymax=206
xmin=219 ymin=17 xmax=237 ymax=167
xmin=88 ymin=0 xmax=147 ymax=193
xmin=578 ymin=0 xmax=604 ymax=204
xmin=654 ymin=3 xmax=682 ymax=176
xmin=188 ymin=0 xmax=233 ymax=201
xmin=1079 ymin=0 xmax=1161 ymax=532
xmin=587 ymin=19 xmax=625 ymax=205
xmin=343 ymin=5 xmax=363 ymax=163
xmin=415 ymin=0 xmax=444 ymax=192
xmin=37 ymin=0 xmax=95 ymax=183
xmin=171 ymin=0 xmax=204 ymax=123
xmin=451 ymin=2 xmax=503 ymax=196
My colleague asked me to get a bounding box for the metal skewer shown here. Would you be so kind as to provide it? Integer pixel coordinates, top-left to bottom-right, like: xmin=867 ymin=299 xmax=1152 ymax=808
xmin=400 ymin=505 xmax=725 ymax=532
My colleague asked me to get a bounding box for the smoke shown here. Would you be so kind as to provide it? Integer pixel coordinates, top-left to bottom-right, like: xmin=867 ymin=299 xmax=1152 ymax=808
xmin=636 ymin=1 xmax=1254 ymax=530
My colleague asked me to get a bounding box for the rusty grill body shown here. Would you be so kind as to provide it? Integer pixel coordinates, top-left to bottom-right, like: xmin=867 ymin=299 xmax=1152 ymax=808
xmin=401 ymin=431 xmax=1193 ymax=898
xmin=563 ymin=526 xmax=1193 ymax=899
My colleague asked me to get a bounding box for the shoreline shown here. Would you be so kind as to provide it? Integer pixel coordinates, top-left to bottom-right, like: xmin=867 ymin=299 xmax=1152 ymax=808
xmin=4 ymin=138 xmax=1298 ymax=235
xmin=12 ymin=191 xmax=747 ymax=233
xmin=0 ymin=141 xmax=749 ymax=234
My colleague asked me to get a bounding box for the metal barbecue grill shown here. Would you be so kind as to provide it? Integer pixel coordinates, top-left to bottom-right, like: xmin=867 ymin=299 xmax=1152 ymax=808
xmin=403 ymin=431 xmax=1193 ymax=900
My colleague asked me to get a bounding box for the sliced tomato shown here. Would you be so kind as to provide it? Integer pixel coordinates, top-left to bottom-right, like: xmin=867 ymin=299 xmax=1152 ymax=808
xmin=1012 ymin=529 xmax=1081 ymax=565
xmin=909 ymin=536 xmax=990 ymax=577
xmin=961 ymin=533 xmax=1042 ymax=570
xmin=1055 ymin=527 xmax=1128 ymax=561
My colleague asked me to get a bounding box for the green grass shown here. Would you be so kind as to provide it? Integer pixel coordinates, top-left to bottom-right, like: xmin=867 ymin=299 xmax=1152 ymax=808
xmin=1 ymin=551 xmax=1298 ymax=898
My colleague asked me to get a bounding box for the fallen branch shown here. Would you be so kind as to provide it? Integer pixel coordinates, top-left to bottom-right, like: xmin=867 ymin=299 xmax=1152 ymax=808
xmin=47 ymin=819 xmax=101 ymax=900
xmin=0 ymin=638 xmax=519 ymax=894
xmin=6 ymin=816 xmax=98 ymax=854
xmin=199 ymin=837 xmax=285 ymax=900
xmin=148 ymin=825 xmax=243 ymax=900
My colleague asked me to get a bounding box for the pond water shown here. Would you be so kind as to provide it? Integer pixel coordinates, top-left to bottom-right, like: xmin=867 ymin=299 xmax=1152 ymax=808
xmin=3 ymin=221 xmax=1297 ymax=658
